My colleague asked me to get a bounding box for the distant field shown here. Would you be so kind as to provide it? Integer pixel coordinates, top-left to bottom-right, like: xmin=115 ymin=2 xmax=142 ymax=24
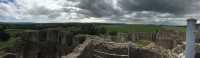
xmin=101 ymin=24 xmax=186 ymax=33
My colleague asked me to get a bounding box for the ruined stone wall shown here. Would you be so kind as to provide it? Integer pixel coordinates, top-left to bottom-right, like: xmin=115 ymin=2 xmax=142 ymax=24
xmin=128 ymin=32 xmax=195 ymax=49
xmin=128 ymin=32 xmax=184 ymax=41
xmin=16 ymin=29 xmax=75 ymax=58
xmin=16 ymin=29 xmax=200 ymax=58
xmin=155 ymin=32 xmax=178 ymax=49
xmin=103 ymin=32 xmax=187 ymax=49
xmin=77 ymin=40 xmax=168 ymax=58
xmin=128 ymin=32 xmax=157 ymax=41
xmin=128 ymin=32 xmax=200 ymax=43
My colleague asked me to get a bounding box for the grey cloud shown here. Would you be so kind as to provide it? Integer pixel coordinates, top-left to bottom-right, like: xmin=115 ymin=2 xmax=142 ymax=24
xmin=78 ymin=0 xmax=198 ymax=17
xmin=119 ymin=0 xmax=192 ymax=14
xmin=28 ymin=7 xmax=51 ymax=15
xmin=75 ymin=0 xmax=200 ymax=25
xmin=1 ymin=0 xmax=199 ymax=25
xmin=27 ymin=6 xmax=62 ymax=19
xmin=78 ymin=0 xmax=121 ymax=17
xmin=48 ymin=13 xmax=60 ymax=18
xmin=77 ymin=9 xmax=94 ymax=17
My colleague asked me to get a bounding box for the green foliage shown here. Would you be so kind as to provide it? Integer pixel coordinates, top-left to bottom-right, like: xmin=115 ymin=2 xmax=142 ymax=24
xmin=108 ymin=31 xmax=118 ymax=35
xmin=0 ymin=38 xmax=16 ymax=49
xmin=0 ymin=25 xmax=10 ymax=42
xmin=0 ymin=29 xmax=27 ymax=49
xmin=66 ymin=26 xmax=82 ymax=34
xmin=79 ymin=24 xmax=106 ymax=35
xmin=161 ymin=26 xmax=186 ymax=32
xmin=135 ymin=40 xmax=152 ymax=48
xmin=0 ymin=32 xmax=10 ymax=41
xmin=65 ymin=24 xmax=107 ymax=35
xmin=0 ymin=25 xmax=5 ymax=31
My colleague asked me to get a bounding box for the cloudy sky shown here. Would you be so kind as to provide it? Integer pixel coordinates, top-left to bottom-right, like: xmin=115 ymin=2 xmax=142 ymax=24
xmin=0 ymin=0 xmax=200 ymax=25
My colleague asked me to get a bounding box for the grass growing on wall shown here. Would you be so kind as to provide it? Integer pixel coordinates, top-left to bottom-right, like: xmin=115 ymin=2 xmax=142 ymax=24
xmin=135 ymin=40 xmax=152 ymax=48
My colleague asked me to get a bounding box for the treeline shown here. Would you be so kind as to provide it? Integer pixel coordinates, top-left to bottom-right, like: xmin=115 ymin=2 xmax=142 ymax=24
xmin=0 ymin=23 xmax=114 ymax=30
xmin=65 ymin=23 xmax=107 ymax=35
xmin=0 ymin=23 xmax=109 ymax=35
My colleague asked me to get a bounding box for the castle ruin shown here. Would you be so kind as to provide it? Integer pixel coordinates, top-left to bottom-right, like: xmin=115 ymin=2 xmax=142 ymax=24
xmin=16 ymin=28 xmax=69 ymax=58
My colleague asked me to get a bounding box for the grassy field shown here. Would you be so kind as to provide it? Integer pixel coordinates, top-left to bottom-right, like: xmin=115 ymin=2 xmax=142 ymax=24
xmin=0 ymin=29 xmax=25 ymax=49
xmin=101 ymin=24 xmax=186 ymax=33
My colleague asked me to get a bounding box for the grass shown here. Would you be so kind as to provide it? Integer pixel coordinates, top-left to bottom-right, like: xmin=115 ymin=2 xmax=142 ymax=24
xmin=0 ymin=38 xmax=16 ymax=49
xmin=0 ymin=29 xmax=22 ymax=49
xmin=102 ymin=24 xmax=162 ymax=33
xmin=135 ymin=40 xmax=152 ymax=48
xmin=101 ymin=24 xmax=186 ymax=33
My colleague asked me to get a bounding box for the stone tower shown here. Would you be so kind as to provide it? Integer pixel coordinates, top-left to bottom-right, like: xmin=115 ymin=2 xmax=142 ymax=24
xmin=186 ymin=18 xmax=197 ymax=58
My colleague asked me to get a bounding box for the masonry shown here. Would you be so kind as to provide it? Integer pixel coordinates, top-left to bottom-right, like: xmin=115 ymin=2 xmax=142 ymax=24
xmin=15 ymin=27 xmax=200 ymax=58
xmin=15 ymin=28 xmax=72 ymax=58
xmin=76 ymin=39 xmax=169 ymax=58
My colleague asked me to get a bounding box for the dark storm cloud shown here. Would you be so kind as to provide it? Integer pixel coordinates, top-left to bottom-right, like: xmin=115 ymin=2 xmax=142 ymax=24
xmin=1 ymin=0 xmax=199 ymax=25
xmin=78 ymin=0 xmax=198 ymax=17
xmin=119 ymin=0 xmax=195 ymax=14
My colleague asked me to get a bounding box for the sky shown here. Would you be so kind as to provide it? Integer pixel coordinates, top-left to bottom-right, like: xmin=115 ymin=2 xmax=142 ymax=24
xmin=0 ymin=0 xmax=200 ymax=25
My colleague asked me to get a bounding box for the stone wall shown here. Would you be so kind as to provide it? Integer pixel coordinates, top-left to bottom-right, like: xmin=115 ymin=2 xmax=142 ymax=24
xmin=16 ymin=28 xmax=74 ymax=58
xmin=16 ymin=29 xmax=200 ymax=58
xmin=77 ymin=40 xmax=168 ymax=58
xmin=103 ymin=32 xmax=187 ymax=49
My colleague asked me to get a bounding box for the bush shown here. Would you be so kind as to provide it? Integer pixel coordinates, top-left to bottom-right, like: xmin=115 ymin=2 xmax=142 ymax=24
xmin=66 ymin=24 xmax=107 ymax=35
xmin=109 ymin=31 xmax=117 ymax=35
